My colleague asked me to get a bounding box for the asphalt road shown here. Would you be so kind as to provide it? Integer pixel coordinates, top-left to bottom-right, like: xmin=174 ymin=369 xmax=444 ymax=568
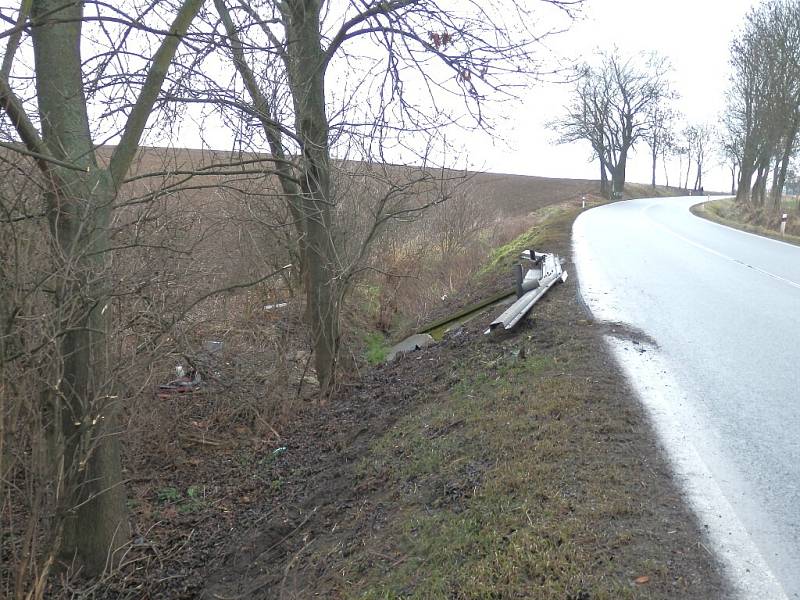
xmin=573 ymin=196 xmax=800 ymax=599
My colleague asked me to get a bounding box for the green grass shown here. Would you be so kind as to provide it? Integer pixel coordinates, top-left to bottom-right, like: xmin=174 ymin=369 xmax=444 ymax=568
xmin=157 ymin=486 xmax=181 ymax=503
xmin=365 ymin=332 xmax=391 ymax=365
xmin=156 ymin=485 xmax=206 ymax=514
xmin=347 ymin=345 xmax=638 ymax=600
xmin=479 ymin=205 xmax=579 ymax=277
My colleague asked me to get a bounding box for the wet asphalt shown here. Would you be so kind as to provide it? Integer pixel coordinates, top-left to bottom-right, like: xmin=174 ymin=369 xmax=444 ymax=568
xmin=573 ymin=196 xmax=800 ymax=598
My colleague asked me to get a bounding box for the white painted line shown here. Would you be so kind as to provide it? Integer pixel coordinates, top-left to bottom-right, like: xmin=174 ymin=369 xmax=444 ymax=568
xmin=642 ymin=204 xmax=800 ymax=291
xmin=688 ymin=199 xmax=800 ymax=251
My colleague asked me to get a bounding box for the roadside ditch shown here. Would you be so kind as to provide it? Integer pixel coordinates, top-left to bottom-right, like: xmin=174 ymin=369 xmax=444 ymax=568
xmin=198 ymin=202 xmax=731 ymax=599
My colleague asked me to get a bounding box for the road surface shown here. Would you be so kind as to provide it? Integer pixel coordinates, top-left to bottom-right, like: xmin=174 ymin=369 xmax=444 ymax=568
xmin=573 ymin=196 xmax=800 ymax=599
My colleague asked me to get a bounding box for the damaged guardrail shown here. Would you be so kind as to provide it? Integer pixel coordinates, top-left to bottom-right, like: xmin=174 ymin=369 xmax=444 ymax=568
xmin=484 ymin=250 xmax=567 ymax=334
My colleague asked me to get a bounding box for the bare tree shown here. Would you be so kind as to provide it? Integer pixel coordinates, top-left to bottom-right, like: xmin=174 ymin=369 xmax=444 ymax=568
xmin=552 ymin=49 xmax=673 ymax=197
xmin=684 ymin=123 xmax=714 ymax=191
xmin=186 ymin=0 xmax=585 ymax=393
xmin=551 ymin=63 xmax=613 ymax=196
xmin=727 ymin=0 xmax=800 ymax=206
xmin=647 ymin=97 xmax=679 ymax=189
xmin=658 ymin=126 xmax=679 ymax=188
xmin=0 ymin=0 xmax=204 ymax=576
xmin=720 ymin=115 xmax=744 ymax=194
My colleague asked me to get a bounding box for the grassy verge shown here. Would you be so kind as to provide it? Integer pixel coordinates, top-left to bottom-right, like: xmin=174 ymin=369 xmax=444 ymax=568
xmin=364 ymin=332 xmax=392 ymax=365
xmin=693 ymin=197 xmax=800 ymax=247
xmin=353 ymin=353 xmax=644 ymax=599
xmin=479 ymin=205 xmax=579 ymax=277
xmin=333 ymin=204 xmax=725 ymax=599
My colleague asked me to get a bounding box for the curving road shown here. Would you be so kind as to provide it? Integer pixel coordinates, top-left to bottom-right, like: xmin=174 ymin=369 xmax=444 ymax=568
xmin=573 ymin=196 xmax=800 ymax=599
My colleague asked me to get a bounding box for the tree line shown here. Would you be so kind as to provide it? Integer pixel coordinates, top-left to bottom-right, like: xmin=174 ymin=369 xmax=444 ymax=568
xmin=549 ymin=47 xmax=718 ymax=198
xmin=725 ymin=0 xmax=800 ymax=207
xmin=552 ymin=1 xmax=800 ymax=204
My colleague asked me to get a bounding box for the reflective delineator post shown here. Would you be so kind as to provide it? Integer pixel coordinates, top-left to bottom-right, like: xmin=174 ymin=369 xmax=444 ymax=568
xmin=781 ymin=213 xmax=788 ymax=237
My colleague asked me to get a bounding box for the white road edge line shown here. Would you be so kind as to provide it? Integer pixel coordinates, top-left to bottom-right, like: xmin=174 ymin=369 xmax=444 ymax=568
xmin=690 ymin=197 xmax=800 ymax=251
xmin=642 ymin=203 xmax=800 ymax=291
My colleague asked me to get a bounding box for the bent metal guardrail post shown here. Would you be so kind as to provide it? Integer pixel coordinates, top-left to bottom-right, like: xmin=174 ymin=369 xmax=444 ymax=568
xmin=484 ymin=250 xmax=568 ymax=334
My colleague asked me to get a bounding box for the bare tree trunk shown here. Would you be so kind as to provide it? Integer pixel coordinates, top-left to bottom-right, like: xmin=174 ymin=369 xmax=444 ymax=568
xmin=600 ymin=160 xmax=609 ymax=198
xmin=651 ymin=145 xmax=657 ymax=189
xmin=771 ymin=120 xmax=798 ymax=209
xmin=31 ymin=0 xmax=127 ymax=572
xmin=752 ymin=160 xmax=769 ymax=206
xmin=282 ymin=0 xmax=339 ymax=394
xmin=752 ymin=168 xmax=762 ymax=205
xmin=612 ymin=148 xmax=628 ymax=196
xmin=770 ymin=158 xmax=782 ymax=210
xmin=773 ymin=151 xmax=792 ymax=210
xmin=738 ymin=163 xmax=754 ymax=202
xmin=694 ymin=162 xmax=702 ymax=191
xmin=15 ymin=0 xmax=203 ymax=573
xmin=737 ymin=138 xmax=759 ymax=203
xmin=684 ymin=156 xmax=691 ymax=190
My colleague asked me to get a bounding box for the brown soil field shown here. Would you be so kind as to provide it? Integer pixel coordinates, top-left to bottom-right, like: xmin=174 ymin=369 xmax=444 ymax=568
xmin=115 ymin=145 xmax=680 ymax=219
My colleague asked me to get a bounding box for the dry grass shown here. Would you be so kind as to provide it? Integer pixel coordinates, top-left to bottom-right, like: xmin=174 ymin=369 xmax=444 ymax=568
xmin=694 ymin=197 xmax=800 ymax=246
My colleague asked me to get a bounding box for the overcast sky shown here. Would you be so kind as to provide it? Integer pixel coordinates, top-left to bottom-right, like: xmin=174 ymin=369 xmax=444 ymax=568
xmin=459 ymin=0 xmax=763 ymax=191
xmin=176 ymin=0 xmax=762 ymax=191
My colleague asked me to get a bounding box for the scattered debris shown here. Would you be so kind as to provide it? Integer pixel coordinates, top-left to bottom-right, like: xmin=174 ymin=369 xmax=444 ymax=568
xmin=157 ymin=365 xmax=203 ymax=398
xmin=157 ymin=374 xmax=202 ymax=398
xmin=264 ymin=302 xmax=289 ymax=310
xmin=485 ymin=250 xmax=567 ymax=334
xmin=386 ymin=333 xmax=436 ymax=362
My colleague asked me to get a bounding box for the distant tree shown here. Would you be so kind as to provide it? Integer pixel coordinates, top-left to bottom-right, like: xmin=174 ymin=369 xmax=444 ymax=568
xmin=720 ymin=120 xmax=744 ymax=195
xmin=646 ymin=95 xmax=679 ymax=189
xmin=658 ymin=127 xmax=679 ymax=188
xmin=726 ymin=0 xmax=800 ymax=207
xmin=684 ymin=124 xmax=714 ymax=191
xmin=552 ymin=49 xmax=673 ymax=198
xmin=551 ymin=62 xmax=613 ymax=196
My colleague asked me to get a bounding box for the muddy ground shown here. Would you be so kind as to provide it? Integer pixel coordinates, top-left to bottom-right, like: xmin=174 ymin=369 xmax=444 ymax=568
xmin=58 ymin=206 xmax=729 ymax=599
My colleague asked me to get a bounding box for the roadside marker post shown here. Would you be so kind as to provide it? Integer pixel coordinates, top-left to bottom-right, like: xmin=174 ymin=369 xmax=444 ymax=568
xmin=781 ymin=213 xmax=788 ymax=236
